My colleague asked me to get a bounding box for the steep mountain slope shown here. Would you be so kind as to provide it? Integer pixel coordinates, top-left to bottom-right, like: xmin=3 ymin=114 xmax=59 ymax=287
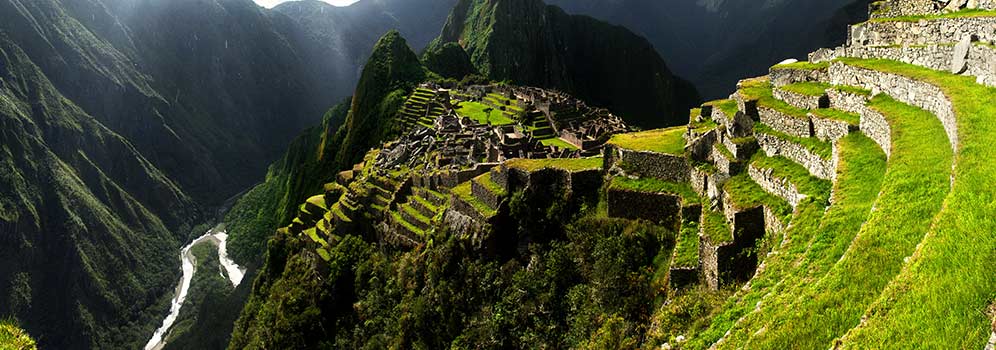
xmin=274 ymin=0 xmax=457 ymax=101
xmin=0 ymin=0 xmax=349 ymax=348
xmin=0 ymin=33 xmax=199 ymax=349
xmin=545 ymin=0 xmax=865 ymax=98
xmin=227 ymin=31 xmax=430 ymax=348
xmin=428 ymin=0 xmax=699 ymax=127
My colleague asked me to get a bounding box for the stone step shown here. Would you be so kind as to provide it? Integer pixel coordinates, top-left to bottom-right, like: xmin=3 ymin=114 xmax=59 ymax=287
xmin=754 ymin=123 xmax=836 ymax=180
xmin=738 ymin=81 xmax=814 ymax=138
xmin=418 ymin=187 xmax=448 ymax=207
xmin=774 ymin=82 xmax=831 ymax=110
xmin=399 ymin=203 xmax=432 ymax=231
xmin=669 ymin=220 xmax=701 ymax=289
xmin=825 ymin=85 xmax=873 ymax=115
xmin=711 ymin=143 xmax=745 ymax=176
xmin=748 ymin=154 xmax=833 ymax=208
xmin=471 ymin=172 xmax=507 ymax=211
xmin=769 ymin=61 xmax=829 ymax=87
xmin=390 ymin=211 xmax=425 ymax=240
xmin=410 ymin=194 xmax=441 ymax=218
xmin=808 ymin=108 xmax=860 ymax=142
xmin=450 ymin=181 xmax=498 ymax=222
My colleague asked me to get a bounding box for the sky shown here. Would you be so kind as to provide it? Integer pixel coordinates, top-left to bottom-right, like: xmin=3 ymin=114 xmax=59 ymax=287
xmin=254 ymin=0 xmax=360 ymax=8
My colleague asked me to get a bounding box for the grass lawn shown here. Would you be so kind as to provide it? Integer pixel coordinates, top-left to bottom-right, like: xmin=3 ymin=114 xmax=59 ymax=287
xmin=608 ymin=127 xmax=686 ymax=155
xmin=780 ymin=81 xmax=832 ymax=96
xmin=455 ymin=101 xmax=516 ymax=125
xmin=770 ymin=61 xmax=829 ymax=71
xmin=723 ymin=174 xmax=794 ymax=222
xmin=810 ymin=108 xmax=861 ymax=126
xmin=750 ymin=153 xmax=833 ymax=203
xmin=721 ymin=92 xmax=953 ymax=349
xmin=671 ymin=221 xmax=701 ymax=268
xmin=739 ymin=80 xmax=811 ymax=119
xmin=609 ymin=176 xmax=700 ymax=204
xmin=505 ymin=157 xmax=604 ymax=172
xmin=704 ymin=99 xmax=740 ymax=118
xmin=701 ymin=209 xmax=732 ymax=245
xmin=540 ymin=137 xmax=579 ymax=150
xmin=828 ymin=58 xmax=996 ymax=349
xmin=450 ymin=181 xmax=497 ymax=218
xmin=705 ymin=133 xmax=888 ymax=347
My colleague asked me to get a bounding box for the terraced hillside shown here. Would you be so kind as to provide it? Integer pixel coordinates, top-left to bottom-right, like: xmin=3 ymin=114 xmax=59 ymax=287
xmin=230 ymin=2 xmax=995 ymax=348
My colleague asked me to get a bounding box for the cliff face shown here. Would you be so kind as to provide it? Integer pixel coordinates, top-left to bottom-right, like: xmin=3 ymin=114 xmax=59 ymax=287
xmin=429 ymin=0 xmax=699 ymax=127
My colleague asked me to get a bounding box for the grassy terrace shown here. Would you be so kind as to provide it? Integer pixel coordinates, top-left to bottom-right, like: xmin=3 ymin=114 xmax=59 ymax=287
xmin=824 ymin=58 xmax=996 ymax=348
xmin=505 ymin=157 xmax=603 ymax=172
xmin=770 ymin=61 xmax=829 ymax=71
xmin=780 ymin=81 xmax=831 ymax=96
xmin=474 ymin=172 xmax=507 ymax=197
xmin=608 ymin=127 xmax=686 ymax=155
xmin=701 ymin=209 xmax=732 ymax=245
xmin=739 ymin=80 xmax=810 ymax=119
xmin=455 ymin=101 xmax=516 ymax=125
xmin=692 ymin=133 xmax=889 ymax=349
xmin=810 ymin=108 xmax=861 ymax=126
xmin=723 ymin=174 xmax=794 ymax=222
xmin=609 ymin=176 xmax=700 ymax=205
xmin=754 ymin=123 xmax=833 ymax=159
xmin=715 ymin=91 xmax=954 ymax=349
xmin=451 ymin=181 xmax=497 ymax=218
xmin=392 ymin=211 xmax=426 ymax=236
xmin=704 ymin=99 xmax=740 ymax=118
xmin=539 ymin=137 xmax=579 ymax=150
xmin=672 ymin=221 xmax=701 ymax=268
xmin=869 ymin=8 xmax=996 ymax=22
xmin=751 ymin=153 xmax=833 ymax=202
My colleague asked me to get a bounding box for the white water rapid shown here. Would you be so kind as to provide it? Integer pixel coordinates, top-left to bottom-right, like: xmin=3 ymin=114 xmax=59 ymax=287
xmin=144 ymin=225 xmax=246 ymax=350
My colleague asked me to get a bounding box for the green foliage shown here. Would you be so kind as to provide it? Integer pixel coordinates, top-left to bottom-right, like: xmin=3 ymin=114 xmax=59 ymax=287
xmin=421 ymin=42 xmax=479 ymax=79
xmin=162 ymin=241 xmax=237 ymax=350
xmin=0 ymin=320 xmax=36 ymax=350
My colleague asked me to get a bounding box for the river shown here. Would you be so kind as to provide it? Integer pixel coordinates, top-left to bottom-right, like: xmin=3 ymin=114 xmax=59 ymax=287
xmin=143 ymin=224 xmax=246 ymax=350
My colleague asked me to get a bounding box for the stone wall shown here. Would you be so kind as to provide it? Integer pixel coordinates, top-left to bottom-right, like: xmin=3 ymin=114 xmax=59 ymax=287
xmin=748 ymin=164 xmax=807 ymax=208
xmin=770 ymin=66 xmax=829 ymax=87
xmin=701 ymin=206 xmax=766 ymax=289
xmin=689 ymin=166 xmax=710 ymax=197
xmin=810 ymin=113 xmax=855 ymax=142
xmin=687 ymin=129 xmax=719 ymax=162
xmin=759 ymin=107 xmax=813 ymax=138
xmin=870 ymin=0 xmax=996 ymax=19
xmin=711 ymin=144 xmax=744 ymax=175
xmin=607 ymin=189 xmax=682 ymax=227
xmin=826 ymin=88 xmax=870 ymax=115
xmin=471 ymin=178 xmax=503 ymax=210
xmin=756 ymin=132 xmax=836 ymax=180
xmin=815 ymin=43 xmax=996 ymax=88
xmin=860 ymin=106 xmax=894 ymax=158
xmin=830 ymin=62 xmax=958 ymax=152
xmin=850 ymin=17 xmax=996 ymax=48
xmin=612 ymin=147 xmax=690 ymax=183
xmin=773 ymin=87 xmax=829 ymax=110
xmin=721 ymin=134 xmax=759 ymax=160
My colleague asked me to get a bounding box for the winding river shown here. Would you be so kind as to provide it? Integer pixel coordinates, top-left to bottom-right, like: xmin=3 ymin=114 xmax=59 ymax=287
xmin=143 ymin=225 xmax=246 ymax=350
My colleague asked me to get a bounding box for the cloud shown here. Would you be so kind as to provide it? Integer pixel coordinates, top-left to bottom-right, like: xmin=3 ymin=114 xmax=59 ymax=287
xmin=254 ymin=0 xmax=360 ymax=8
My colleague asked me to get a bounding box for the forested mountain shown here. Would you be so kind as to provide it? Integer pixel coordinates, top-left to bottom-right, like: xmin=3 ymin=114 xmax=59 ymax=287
xmin=428 ymin=0 xmax=700 ymax=127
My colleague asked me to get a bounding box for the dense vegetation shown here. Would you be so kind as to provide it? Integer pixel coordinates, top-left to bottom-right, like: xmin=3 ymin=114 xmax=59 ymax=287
xmin=0 ymin=320 xmax=36 ymax=350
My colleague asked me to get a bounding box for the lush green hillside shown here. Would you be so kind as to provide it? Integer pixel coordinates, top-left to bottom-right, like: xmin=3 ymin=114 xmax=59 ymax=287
xmin=428 ymin=0 xmax=700 ymax=127
xmin=422 ymin=42 xmax=479 ymax=79
xmin=226 ymin=31 xmax=429 ymax=266
xmin=0 ymin=33 xmax=200 ymax=349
